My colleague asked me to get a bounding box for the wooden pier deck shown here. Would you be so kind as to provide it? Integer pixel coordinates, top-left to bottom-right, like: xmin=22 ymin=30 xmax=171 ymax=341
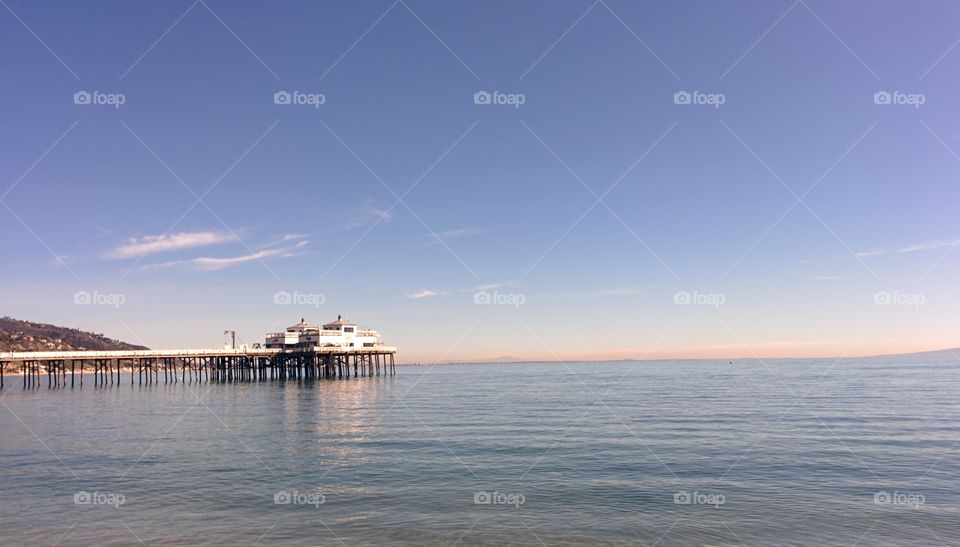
xmin=0 ymin=347 xmax=397 ymax=389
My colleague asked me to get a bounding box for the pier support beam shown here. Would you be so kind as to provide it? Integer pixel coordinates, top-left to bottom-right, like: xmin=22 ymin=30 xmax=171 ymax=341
xmin=0 ymin=349 xmax=397 ymax=389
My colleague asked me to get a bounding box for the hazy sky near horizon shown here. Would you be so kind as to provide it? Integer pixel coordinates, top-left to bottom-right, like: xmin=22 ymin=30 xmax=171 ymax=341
xmin=2 ymin=0 xmax=959 ymax=362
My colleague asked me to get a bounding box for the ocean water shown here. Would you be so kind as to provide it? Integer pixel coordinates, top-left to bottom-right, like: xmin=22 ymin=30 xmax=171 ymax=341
xmin=1 ymin=358 xmax=958 ymax=546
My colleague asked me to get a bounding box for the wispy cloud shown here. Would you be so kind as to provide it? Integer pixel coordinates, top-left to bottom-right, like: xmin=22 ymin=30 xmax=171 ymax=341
xmin=344 ymin=207 xmax=393 ymax=230
xmin=144 ymin=240 xmax=308 ymax=271
xmin=105 ymin=231 xmax=237 ymax=260
xmin=857 ymin=238 xmax=960 ymax=257
xmin=258 ymin=232 xmax=310 ymax=247
xmin=404 ymin=282 xmax=515 ymax=300
xmin=405 ymin=289 xmax=450 ymax=299
xmin=424 ymin=227 xmax=484 ymax=245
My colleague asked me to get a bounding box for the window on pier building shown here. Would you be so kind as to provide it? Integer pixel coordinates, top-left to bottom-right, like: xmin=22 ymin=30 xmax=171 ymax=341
xmin=344 ymin=327 xmax=354 ymax=333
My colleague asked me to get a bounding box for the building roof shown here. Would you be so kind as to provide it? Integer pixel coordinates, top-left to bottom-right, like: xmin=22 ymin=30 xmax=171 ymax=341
xmin=287 ymin=318 xmax=318 ymax=330
xmin=323 ymin=314 xmax=355 ymax=328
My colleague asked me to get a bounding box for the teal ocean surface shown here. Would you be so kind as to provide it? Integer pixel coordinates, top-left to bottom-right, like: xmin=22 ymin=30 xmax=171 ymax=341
xmin=1 ymin=358 xmax=959 ymax=545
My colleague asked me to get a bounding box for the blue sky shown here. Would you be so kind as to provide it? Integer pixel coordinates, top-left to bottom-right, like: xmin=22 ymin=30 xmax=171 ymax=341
xmin=1 ymin=0 xmax=959 ymax=362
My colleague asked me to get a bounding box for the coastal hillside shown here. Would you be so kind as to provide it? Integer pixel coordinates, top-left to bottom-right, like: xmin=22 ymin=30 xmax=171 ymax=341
xmin=0 ymin=317 xmax=148 ymax=352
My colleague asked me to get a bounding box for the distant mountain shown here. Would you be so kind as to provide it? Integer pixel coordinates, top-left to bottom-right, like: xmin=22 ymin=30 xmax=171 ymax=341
xmin=486 ymin=355 xmax=526 ymax=363
xmin=869 ymin=347 xmax=960 ymax=360
xmin=0 ymin=317 xmax=148 ymax=352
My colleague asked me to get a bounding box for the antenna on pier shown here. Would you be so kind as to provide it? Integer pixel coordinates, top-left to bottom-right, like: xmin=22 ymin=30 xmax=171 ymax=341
xmin=224 ymin=330 xmax=236 ymax=349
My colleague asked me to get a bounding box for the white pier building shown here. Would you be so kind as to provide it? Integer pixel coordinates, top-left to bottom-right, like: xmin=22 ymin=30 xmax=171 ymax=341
xmin=265 ymin=316 xmax=384 ymax=350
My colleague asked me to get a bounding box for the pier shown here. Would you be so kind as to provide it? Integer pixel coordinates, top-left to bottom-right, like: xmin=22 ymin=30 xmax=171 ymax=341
xmin=0 ymin=346 xmax=397 ymax=389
